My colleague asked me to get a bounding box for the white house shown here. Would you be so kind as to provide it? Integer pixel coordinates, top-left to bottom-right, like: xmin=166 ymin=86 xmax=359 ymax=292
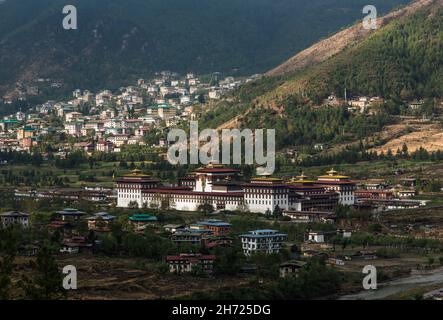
xmin=307 ymin=231 xmax=326 ymax=243
xmin=239 ymin=229 xmax=287 ymax=256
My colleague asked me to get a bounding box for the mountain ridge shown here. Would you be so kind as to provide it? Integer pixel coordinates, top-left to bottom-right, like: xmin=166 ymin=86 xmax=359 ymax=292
xmin=0 ymin=0 xmax=410 ymax=93
xmin=252 ymin=0 xmax=443 ymax=109
xmin=266 ymin=0 xmax=433 ymax=77
xmin=202 ymin=0 xmax=443 ymax=153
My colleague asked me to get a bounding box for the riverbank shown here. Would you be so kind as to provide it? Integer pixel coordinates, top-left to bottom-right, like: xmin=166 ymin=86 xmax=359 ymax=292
xmin=339 ymin=266 xmax=443 ymax=300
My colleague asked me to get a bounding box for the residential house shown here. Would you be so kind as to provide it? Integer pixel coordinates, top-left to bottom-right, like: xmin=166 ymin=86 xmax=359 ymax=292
xmin=96 ymin=140 xmax=114 ymax=153
xmin=56 ymin=208 xmax=86 ymax=221
xmin=279 ymin=261 xmax=306 ymax=278
xmin=60 ymin=236 xmax=93 ymax=254
xmin=65 ymin=112 xmax=83 ymax=123
xmin=86 ymin=212 xmax=116 ymax=232
xmin=165 ymin=253 xmax=216 ymax=274
xmin=171 ymin=229 xmax=205 ymax=245
xmin=398 ymin=190 xmax=416 ymax=198
xmin=190 ymin=219 xmax=231 ymax=237
xmin=306 ymin=231 xmax=336 ymax=243
xmin=239 ymin=229 xmax=287 ymax=256
xmin=129 ymin=213 xmax=158 ymax=231
xmin=0 ymin=211 xmax=30 ymax=228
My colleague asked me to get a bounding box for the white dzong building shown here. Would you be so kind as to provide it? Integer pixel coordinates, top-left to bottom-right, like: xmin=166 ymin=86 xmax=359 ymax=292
xmin=243 ymin=178 xmax=290 ymax=213
xmin=116 ymin=166 xmax=355 ymax=213
xmin=314 ymin=169 xmax=356 ymax=205
xmin=116 ymin=165 xmax=244 ymax=211
xmin=116 ymin=170 xmax=160 ymax=208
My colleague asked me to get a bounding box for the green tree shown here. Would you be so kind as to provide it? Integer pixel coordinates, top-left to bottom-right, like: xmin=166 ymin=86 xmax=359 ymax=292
xmin=214 ymin=246 xmax=243 ymax=276
xmin=0 ymin=227 xmax=19 ymax=300
xmin=272 ymin=205 xmax=283 ymax=218
xmin=20 ymin=244 xmax=64 ymax=300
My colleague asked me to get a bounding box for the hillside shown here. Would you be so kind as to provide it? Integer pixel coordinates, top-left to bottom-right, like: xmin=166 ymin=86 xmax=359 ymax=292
xmin=200 ymin=0 xmax=443 ymax=153
xmin=0 ymin=0 xmax=409 ymax=93
xmin=266 ymin=0 xmax=434 ymax=77
xmin=257 ymin=0 xmax=443 ymax=106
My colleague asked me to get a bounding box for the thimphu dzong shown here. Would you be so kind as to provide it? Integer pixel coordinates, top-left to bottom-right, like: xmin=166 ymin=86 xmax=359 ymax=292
xmin=116 ymin=165 xmax=356 ymax=214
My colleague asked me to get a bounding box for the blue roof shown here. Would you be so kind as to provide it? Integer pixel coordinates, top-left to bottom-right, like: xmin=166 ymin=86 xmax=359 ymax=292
xmin=87 ymin=212 xmax=115 ymax=221
xmin=57 ymin=208 xmax=85 ymax=215
xmin=186 ymin=228 xmax=213 ymax=233
xmin=129 ymin=214 xmax=158 ymax=222
xmin=239 ymin=230 xmax=287 ymax=238
xmin=239 ymin=233 xmax=287 ymax=238
xmin=177 ymin=228 xmax=213 ymax=235
xmin=197 ymin=220 xmax=231 ymax=227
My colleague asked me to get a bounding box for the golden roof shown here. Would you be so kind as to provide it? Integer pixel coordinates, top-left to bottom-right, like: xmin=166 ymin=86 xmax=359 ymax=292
xmin=252 ymin=177 xmax=282 ymax=181
xmin=206 ymin=162 xmax=224 ymax=168
xmin=319 ymin=168 xmax=349 ymax=179
xmin=128 ymin=169 xmax=151 ymax=177
xmin=318 ymin=175 xmax=350 ymax=179
xmin=287 ymin=172 xmax=314 ymax=183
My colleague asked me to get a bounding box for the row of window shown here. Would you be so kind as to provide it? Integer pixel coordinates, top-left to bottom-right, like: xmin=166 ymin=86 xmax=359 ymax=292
xmin=246 ymin=193 xmax=288 ymax=199
xmin=245 ymin=200 xmax=288 ymax=205
xmin=244 ymin=188 xmax=288 ymax=194
xmin=119 ymin=194 xmax=140 ymax=199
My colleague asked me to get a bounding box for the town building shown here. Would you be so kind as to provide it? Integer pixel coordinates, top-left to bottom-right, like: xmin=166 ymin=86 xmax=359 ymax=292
xmin=165 ymin=253 xmax=216 ymax=273
xmin=86 ymin=212 xmax=116 ymax=232
xmin=96 ymin=140 xmax=114 ymax=153
xmin=306 ymin=231 xmax=336 ymax=243
xmin=64 ymin=122 xmax=83 ymax=136
xmin=336 ymin=229 xmax=352 ymax=238
xmin=116 ymin=170 xmax=160 ymax=208
xmin=203 ymin=236 xmax=233 ymax=249
xmin=398 ymin=190 xmax=417 ymax=198
xmin=171 ymin=229 xmax=208 ymax=245
xmin=282 ymin=210 xmax=335 ymax=224
xmin=190 ymin=219 xmax=231 ymax=237
xmin=129 ymin=213 xmax=158 ymax=231
xmin=355 ymin=189 xmax=394 ymax=200
xmin=0 ymin=211 xmax=30 ymax=228
xmin=17 ymin=127 xmax=36 ymax=140
xmin=314 ymin=169 xmax=356 ymax=205
xmin=287 ymin=173 xmax=339 ymax=211
xmin=163 ymin=224 xmax=186 ymax=233
xmin=279 ymin=261 xmax=306 ymax=278
xmin=243 ymin=178 xmax=290 ymax=213
xmin=116 ymin=166 xmax=355 ymax=214
xmin=60 ymin=236 xmax=93 ymax=254
xmin=56 ymin=208 xmax=86 ymax=221
xmin=239 ymin=229 xmax=287 ymax=256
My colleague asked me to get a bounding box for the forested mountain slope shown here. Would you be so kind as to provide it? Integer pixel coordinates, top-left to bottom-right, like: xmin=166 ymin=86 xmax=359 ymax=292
xmin=0 ymin=0 xmax=409 ymax=91
xmin=200 ymin=0 xmax=443 ymax=151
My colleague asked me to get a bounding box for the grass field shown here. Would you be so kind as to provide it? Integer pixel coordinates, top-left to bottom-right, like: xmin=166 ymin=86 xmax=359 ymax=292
xmin=9 ymin=255 xmax=252 ymax=300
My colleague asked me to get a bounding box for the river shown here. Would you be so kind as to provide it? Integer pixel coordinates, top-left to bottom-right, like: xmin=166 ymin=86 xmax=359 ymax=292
xmin=339 ymin=266 xmax=443 ymax=300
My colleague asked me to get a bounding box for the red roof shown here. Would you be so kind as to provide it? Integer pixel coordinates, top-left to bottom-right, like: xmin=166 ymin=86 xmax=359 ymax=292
xmin=179 ymin=176 xmax=197 ymax=181
xmin=288 ymin=185 xmax=325 ymax=190
xmin=355 ymin=189 xmax=392 ymax=194
xmin=194 ymin=167 xmax=240 ymax=174
xmin=142 ymin=188 xmax=243 ymax=197
xmin=242 ymin=183 xmax=288 ymax=188
xmin=165 ymin=254 xmax=216 ymax=262
xmin=116 ymin=177 xmax=160 ymax=183
xmin=48 ymin=220 xmax=72 ymax=228
xmin=314 ymin=181 xmax=355 ymax=185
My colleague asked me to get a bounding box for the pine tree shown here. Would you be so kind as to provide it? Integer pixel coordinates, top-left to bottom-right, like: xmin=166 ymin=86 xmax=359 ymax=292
xmin=20 ymin=244 xmax=64 ymax=300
